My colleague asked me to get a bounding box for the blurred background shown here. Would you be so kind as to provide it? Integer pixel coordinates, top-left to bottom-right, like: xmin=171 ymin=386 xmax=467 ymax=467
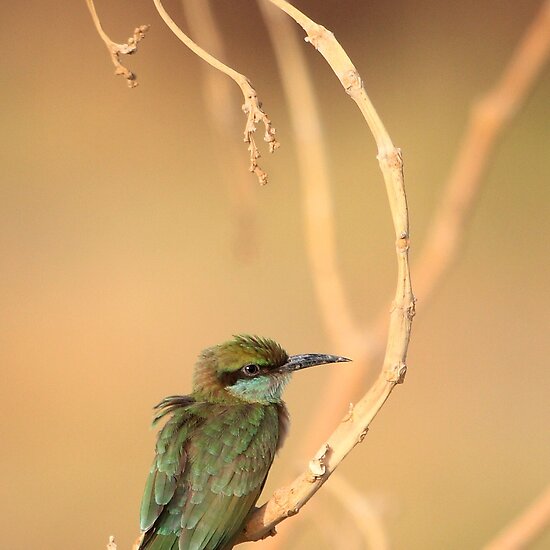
xmin=1 ymin=1 xmax=549 ymax=548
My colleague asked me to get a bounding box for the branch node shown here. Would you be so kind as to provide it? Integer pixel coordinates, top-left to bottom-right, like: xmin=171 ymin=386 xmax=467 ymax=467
xmin=342 ymin=69 xmax=363 ymax=94
xmin=407 ymin=299 xmax=417 ymax=320
xmin=342 ymin=402 xmax=355 ymax=422
xmin=357 ymin=427 xmax=369 ymax=443
xmin=377 ymin=147 xmax=403 ymax=169
xmin=386 ymin=362 xmax=407 ymax=384
xmin=303 ymin=24 xmax=329 ymax=50
xmin=397 ymin=232 xmax=410 ymax=253
xmin=308 ymin=443 xmax=330 ymax=479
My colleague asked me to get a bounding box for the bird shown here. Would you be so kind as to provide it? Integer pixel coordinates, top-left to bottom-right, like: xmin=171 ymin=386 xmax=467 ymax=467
xmin=137 ymin=334 xmax=350 ymax=550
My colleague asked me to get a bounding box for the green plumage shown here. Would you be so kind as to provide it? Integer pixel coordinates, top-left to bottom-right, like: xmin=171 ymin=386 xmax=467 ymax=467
xmin=137 ymin=335 xmax=349 ymax=550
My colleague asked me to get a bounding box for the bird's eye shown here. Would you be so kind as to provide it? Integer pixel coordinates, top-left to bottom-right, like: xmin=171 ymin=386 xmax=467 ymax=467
xmin=242 ymin=363 xmax=260 ymax=376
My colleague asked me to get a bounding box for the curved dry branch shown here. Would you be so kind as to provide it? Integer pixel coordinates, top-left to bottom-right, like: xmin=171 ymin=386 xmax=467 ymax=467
xmin=249 ymin=0 xmax=550 ymax=545
xmin=282 ymin=0 xmax=550 ymax=470
xmin=85 ymin=0 xmax=149 ymax=87
xmin=152 ymin=0 xmax=279 ymax=184
xmin=240 ymin=0 xmax=415 ymax=541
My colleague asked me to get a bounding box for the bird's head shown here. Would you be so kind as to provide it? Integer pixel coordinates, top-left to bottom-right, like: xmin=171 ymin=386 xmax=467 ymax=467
xmin=192 ymin=335 xmax=350 ymax=404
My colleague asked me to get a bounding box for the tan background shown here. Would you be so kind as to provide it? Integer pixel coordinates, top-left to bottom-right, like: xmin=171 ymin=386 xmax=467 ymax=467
xmin=1 ymin=1 xmax=549 ymax=549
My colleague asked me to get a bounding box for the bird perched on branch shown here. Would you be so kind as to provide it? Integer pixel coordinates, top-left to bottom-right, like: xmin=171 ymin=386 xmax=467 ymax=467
xmin=138 ymin=334 xmax=350 ymax=550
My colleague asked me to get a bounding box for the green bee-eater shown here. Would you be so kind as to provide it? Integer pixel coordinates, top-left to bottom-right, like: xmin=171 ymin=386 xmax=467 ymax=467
xmin=138 ymin=335 xmax=350 ymax=550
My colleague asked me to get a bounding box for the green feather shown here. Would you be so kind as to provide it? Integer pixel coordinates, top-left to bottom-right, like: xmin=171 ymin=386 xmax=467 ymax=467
xmin=139 ymin=400 xmax=280 ymax=550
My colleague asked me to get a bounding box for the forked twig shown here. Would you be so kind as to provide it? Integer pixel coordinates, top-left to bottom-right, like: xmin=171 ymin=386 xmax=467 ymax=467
xmin=152 ymin=0 xmax=279 ymax=184
xmin=85 ymin=0 xmax=149 ymax=87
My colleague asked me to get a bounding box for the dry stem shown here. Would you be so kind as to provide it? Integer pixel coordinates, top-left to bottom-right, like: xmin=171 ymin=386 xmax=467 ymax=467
xmin=240 ymin=0 xmax=415 ymax=541
xmin=245 ymin=0 xmax=550 ymax=543
xmin=152 ymin=0 xmax=279 ymax=185
xmin=270 ymin=1 xmax=550 ymax=474
xmin=85 ymin=0 xmax=149 ymax=87
xmin=483 ymin=484 xmax=550 ymax=550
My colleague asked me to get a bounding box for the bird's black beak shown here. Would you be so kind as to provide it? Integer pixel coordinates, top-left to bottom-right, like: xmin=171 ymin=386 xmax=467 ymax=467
xmin=278 ymin=353 xmax=351 ymax=374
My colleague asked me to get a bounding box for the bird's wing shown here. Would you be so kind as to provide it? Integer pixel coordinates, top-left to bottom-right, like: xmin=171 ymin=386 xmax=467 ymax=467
xmin=139 ymin=400 xmax=280 ymax=550
xmin=140 ymin=395 xmax=199 ymax=534
xmin=177 ymin=404 xmax=279 ymax=550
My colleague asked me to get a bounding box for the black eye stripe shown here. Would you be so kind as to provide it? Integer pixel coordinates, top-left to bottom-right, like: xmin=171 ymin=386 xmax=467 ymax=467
xmin=219 ymin=364 xmax=264 ymax=386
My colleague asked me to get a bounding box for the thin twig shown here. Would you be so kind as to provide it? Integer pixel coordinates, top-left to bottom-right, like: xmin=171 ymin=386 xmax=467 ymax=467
xmin=483 ymin=484 xmax=550 ymax=550
xmin=85 ymin=0 xmax=149 ymax=87
xmin=181 ymin=0 xmax=259 ymax=259
xmin=240 ymin=0 xmax=415 ymax=541
xmin=152 ymin=0 xmax=279 ymax=185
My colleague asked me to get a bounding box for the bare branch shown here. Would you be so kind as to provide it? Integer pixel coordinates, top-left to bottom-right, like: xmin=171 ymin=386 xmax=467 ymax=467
xmin=240 ymin=0 xmax=414 ymax=541
xmin=85 ymin=0 xmax=149 ymax=87
xmin=483 ymin=484 xmax=550 ymax=550
xmin=251 ymin=0 xmax=550 ymax=544
xmin=282 ymin=0 xmax=550 ymax=467
xmin=152 ymin=0 xmax=279 ymax=185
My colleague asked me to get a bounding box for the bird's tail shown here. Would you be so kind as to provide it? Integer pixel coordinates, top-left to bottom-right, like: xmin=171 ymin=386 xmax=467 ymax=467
xmin=137 ymin=531 xmax=179 ymax=550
